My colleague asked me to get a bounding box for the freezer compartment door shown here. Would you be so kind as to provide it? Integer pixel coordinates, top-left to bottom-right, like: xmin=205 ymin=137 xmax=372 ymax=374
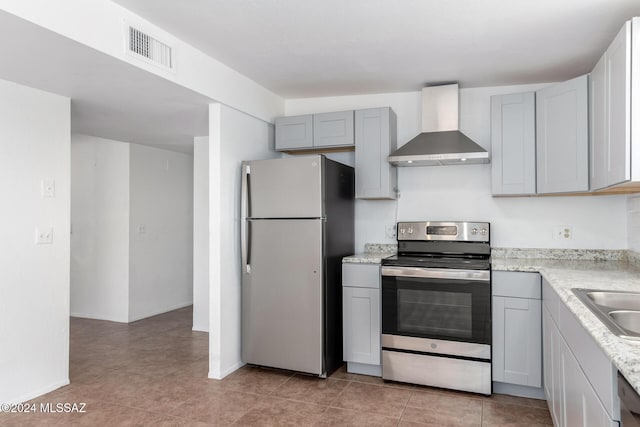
xmin=245 ymin=156 xmax=323 ymax=218
xmin=242 ymin=219 xmax=324 ymax=375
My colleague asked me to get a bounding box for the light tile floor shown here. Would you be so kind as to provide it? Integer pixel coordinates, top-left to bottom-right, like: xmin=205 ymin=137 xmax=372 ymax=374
xmin=0 ymin=306 xmax=553 ymax=426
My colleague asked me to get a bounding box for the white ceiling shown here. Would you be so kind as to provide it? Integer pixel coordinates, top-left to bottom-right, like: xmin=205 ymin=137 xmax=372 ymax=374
xmin=0 ymin=11 xmax=210 ymax=154
xmin=3 ymin=2 xmax=640 ymax=153
xmin=112 ymin=0 xmax=640 ymax=98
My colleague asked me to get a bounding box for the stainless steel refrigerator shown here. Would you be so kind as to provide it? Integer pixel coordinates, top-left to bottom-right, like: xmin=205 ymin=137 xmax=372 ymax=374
xmin=241 ymin=155 xmax=354 ymax=377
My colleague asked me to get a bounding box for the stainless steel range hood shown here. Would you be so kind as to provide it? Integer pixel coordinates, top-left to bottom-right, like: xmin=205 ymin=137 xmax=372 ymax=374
xmin=388 ymin=84 xmax=490 ymax=166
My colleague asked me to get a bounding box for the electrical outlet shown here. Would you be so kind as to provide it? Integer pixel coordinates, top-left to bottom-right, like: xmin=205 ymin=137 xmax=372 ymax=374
xmin=385 ymin=224 xmax=397 ymax=239
xmin=35 ymin=227 xmax=53 ymax=245
xmin=553 ymin=226 xmax=572 ymax=240
xmin=137 ymin=224 xmax=146 ymax=234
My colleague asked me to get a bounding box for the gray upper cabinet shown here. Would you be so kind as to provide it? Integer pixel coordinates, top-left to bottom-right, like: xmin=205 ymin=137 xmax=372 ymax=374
xmin=275 ymin=115 xmax=313 ymax=150
xmin=536 ymin=74 xmax=589 ymax=194
xmin=275 ymin=111 xmax=354 ymax=151
xmin=355 ymin=107 xmax=397 ymax=199
xmin=590 ymin=53 xmax=607 ymax=190
xmin=591 ymin=19 xmax=633 ymax=191
xmin=313 ymin=111 xmax=355 ymax=148
xmin=491 ymin=92 xmax=536 ymax=195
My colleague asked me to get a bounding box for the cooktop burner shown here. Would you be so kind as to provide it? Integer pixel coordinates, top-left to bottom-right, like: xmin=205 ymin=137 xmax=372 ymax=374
xmin=382 ymin=254 xmax=490 ymax=270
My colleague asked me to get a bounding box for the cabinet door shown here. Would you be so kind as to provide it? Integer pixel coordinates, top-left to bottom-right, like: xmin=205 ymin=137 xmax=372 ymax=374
xmin=490 ymin=92 xmax=536 ymax=195
xmin=275 ymin=115 xmax=313 ymax=150
xmin=605 ymin=21 xmax=632 ymax=187
xmin=493 ymin=296 xmax=541 ymax=387
xmin=560 ymin=334 xmax=617 ymax=427
xmin=355 ymin=107 xmax=397 ymax=199
xmin=343 ymin=287 xmax=380 ymax=365
xmin=536 ymin=75 xmax=589 ymax=194
xmin=543 ymin=306 xmax=563 ymax=427
xmin=590 ymin=54 xmax=607 ymax=190
xmin=313 ymin=111 xmax=354 ymax=148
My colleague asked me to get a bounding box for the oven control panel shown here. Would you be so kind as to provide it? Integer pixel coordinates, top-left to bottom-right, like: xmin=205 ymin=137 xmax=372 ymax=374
xmin=397 ymin=221 xmax=489 ymax=242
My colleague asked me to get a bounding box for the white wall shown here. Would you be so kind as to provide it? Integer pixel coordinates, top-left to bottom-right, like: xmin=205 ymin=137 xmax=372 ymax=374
xmin=0 ymin=78 xmax=70 ymax=403
xmin=193 ymin=136 xmax=209 ymax=332
xmin=71 ymin=135 xmax=130 ymax=322
xmin=129 ymin=144 xmax=194 ymax=321
xmin=0 ymin=0 xmax=284 ymax=123
xmin=209 ymin=103 xmax=277 ymax=379
xmin=286 ymin=84 xmax=629 ymax=251
xmin=629 ymin=195 xmax=640 ymax=252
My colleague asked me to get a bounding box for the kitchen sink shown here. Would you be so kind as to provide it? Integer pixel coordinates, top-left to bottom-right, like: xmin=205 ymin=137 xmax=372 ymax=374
xmin=585 ymin=291 xmax=640 ymax=311
xmin=572 ymin=289 xmax=640 ymax=340
xmin=609 ymin=311 xmax=640 ymax=334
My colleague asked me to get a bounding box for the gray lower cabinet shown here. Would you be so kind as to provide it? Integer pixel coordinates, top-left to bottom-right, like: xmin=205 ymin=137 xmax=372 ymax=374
xmin=275 ymin=114 xmax=313 ymax=150
xmin=492 ymin=272 xmax=542 ymax=391
xmin=342 ymin=263 xmax=381 ymax=376
xmin=536 ymin=75 xmax=589 ymax=194
xmin=490 ymin=92 xmax=536 ymax=196
xmin=542 ymin=279 xmax=618 ymax=427
xmin=355 ymin=107 xmax=397 ymax=199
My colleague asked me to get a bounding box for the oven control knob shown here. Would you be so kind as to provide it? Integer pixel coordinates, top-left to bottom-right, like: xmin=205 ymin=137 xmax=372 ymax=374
xmin=471 ymin=228 xmax=478 ymax=235
xmin=481 ymin=228 xmax=488 ymax=236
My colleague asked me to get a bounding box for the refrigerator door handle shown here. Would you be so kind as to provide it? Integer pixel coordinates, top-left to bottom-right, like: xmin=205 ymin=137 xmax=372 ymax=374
xmin=241 ymin=163 xmax=251 ymax=274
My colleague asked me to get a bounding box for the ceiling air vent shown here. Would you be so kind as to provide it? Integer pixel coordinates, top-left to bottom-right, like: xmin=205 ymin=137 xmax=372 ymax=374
xmin=127 ymin=26 xmax=173 ymax=70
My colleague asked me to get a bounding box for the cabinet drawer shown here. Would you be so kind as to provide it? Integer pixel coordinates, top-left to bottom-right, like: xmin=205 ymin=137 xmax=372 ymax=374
xmin=342 ymin=263 xmax=380 ymax=289
xmin=492 ymin=271 xmax=541 ymax=299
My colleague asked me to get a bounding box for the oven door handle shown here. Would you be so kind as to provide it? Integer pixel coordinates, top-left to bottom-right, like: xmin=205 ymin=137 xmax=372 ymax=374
xmin=381 ymin=266 xmax=490 ymax=282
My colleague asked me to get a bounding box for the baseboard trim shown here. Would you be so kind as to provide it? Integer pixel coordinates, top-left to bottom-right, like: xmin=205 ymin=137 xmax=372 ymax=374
xmin=208 ymin=360 xmax=245 ymax=380
xmin=192 ymin=323 xmax=209 ymax=332
xmin=70 ymin=312 xmax=128 ymax=323
xmin=6 ymin=378 xmax=70 ymax=404
xmin=347 ymin=362 xmax=382 ymax=377
xmin=128 ymin=301 xmax=193 ymax=322
xmin=492 ymin=381 xmax=546 ymax=399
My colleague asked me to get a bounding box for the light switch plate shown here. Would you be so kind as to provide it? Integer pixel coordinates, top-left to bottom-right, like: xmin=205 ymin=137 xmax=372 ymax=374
xmin=41 ymin=179 xmax=55 ymax=198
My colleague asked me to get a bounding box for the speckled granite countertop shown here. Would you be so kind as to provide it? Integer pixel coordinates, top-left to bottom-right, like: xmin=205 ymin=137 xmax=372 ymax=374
xmin=342 ymin=243 xmax=396 ymax=264
xmin=493 ymin=256 xmax=640 ymax=394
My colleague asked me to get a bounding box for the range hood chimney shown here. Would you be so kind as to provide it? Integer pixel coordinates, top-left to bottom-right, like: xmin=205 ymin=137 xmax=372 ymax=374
xmin=388 ymin=84 xmax=490 ymax=166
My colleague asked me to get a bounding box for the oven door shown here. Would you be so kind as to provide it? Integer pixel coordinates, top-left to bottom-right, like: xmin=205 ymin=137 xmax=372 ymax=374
xmin=381 ymin=266 xmax=491 ymax=346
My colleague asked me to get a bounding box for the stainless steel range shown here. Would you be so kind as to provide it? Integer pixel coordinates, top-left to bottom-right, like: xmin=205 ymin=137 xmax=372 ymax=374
xmin=381 ymin=221 xmax=491 ymax=395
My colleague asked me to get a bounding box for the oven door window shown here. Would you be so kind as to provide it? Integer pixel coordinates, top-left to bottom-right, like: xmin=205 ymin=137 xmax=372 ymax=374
xmin=382 ymin=276 xmax=491 ymax=345
xmin=397 ymin=288 xmax=472 ymax=338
